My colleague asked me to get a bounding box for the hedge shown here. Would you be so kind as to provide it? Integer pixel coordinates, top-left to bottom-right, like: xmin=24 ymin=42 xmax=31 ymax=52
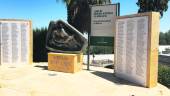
xmin=158 ymin=64 xmax=170 ymax=88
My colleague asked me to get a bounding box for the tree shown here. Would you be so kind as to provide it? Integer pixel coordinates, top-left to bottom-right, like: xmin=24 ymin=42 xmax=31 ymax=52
xmin=159 ymin=30 xmax=170 ymax=45
xmin=57 ymin=0 xmax=111 ymax=33
xmin=136 ymin=0 xmax=169 ymax=17
xmin=165 ymin=30 xmax=170 ymax=45
xmin=159 ymin=32 xmax=167 ymax=45
xmin=33 ymin=27 xmax=48 ymax=62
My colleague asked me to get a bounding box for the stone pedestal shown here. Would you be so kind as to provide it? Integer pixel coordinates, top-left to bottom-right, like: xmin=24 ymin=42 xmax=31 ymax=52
xmin=48 ymin=53 xmax=83 ymax=73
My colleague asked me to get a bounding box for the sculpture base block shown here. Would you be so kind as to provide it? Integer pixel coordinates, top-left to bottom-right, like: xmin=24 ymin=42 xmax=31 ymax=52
xmin=48 ymin=53 xmax=83 ymax=73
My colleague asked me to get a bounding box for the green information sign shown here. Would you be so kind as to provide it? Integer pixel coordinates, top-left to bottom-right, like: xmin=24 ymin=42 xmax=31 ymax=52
xmin=90 ymin=4 xmax=118 ymax=46
xmin=90 ymin=36 xmax=114 ymax=46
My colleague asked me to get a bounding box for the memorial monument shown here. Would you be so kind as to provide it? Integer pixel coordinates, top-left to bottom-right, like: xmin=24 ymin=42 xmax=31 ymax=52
xmin=46 ymin=20 xmax=87 ymax=73
xmin=115 ymin=12 xmax=160 ymax=88
xmin=0 ymin=19 xmax=32 ymax=65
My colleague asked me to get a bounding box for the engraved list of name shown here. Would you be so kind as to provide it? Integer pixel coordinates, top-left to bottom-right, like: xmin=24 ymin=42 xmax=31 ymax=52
xmin=115 ymin=16 xmax=148 ymax=86
xmin=0 ymin=20 xmax=31 ymax=65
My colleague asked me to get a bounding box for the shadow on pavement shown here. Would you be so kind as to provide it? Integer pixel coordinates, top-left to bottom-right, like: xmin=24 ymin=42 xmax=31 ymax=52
xmin=34 ymin=65 xmax=48 ymax=70
xmin=91 ymin=71 xmax=140 ymax=87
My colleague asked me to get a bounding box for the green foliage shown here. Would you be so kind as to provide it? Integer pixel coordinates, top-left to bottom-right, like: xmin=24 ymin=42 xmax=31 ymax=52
xmin=33 ymin=27 xmax=48 ymax=62
xmin=159 ymin=30 xmax=170 ymax=45
xmin=136 ymin=0 xmax=169 ymax=17
xmin=159 ymin=32 xmax=167 ymax=45
xmin=158 ymin=64 xmax=170 ymax=88
xmin=165 ymin=30 xmax=170 ymax=45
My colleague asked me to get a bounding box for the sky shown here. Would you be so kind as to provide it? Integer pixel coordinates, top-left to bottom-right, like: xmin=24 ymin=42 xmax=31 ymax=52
xmin=0 ymin=0 xmax=169 ymax=32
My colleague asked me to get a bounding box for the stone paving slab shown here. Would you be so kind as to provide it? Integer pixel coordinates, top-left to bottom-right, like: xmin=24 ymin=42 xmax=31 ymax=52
xmin=0 ymin=63 xmax=170 ymax=96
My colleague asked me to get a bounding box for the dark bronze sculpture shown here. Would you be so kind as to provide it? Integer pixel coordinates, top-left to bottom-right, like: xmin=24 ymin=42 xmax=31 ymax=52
xmin=46 ymin=20 xmax=87 ymax=53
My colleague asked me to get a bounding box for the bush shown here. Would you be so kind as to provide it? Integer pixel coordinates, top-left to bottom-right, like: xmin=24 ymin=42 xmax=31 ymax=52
xmin=33 ymin=27 xmax=48 ymax=62
xmin=158 ymin=64 xmax=170 ymax=88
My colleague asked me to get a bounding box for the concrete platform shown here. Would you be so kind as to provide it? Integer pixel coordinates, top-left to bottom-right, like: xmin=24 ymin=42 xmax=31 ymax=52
xmin=0 ymin=63 xmax=170 ymax=96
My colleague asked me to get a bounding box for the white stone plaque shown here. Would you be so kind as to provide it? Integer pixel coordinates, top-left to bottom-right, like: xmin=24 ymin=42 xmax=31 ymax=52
xmin=0 ymin=20 xmax=32 ymax=65
xmin=115 ymin=16 xmax=149 ymax=86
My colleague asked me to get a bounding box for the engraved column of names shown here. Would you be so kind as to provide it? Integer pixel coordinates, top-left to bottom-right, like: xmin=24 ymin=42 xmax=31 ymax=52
xmin=2 ymin=23 xmax=11 ymax=63
xmin=11 ymin=23 xmax=20 ymax=63
xmin=136 ymin=18 xmax=148 ymax=77
xmin=0 ymin=22 xmax=1 ymax=64
xmin=126 ymin=20 xmax=135 ymax=74
xmin=21 ymin=23 xmax=29 ymax=63
xmin=116 ymin=21 xmax=125 ymax=72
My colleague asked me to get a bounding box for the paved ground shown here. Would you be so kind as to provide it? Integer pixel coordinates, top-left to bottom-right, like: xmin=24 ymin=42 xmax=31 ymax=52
xmin=0 ymin=63 xmax=170 ymax=96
